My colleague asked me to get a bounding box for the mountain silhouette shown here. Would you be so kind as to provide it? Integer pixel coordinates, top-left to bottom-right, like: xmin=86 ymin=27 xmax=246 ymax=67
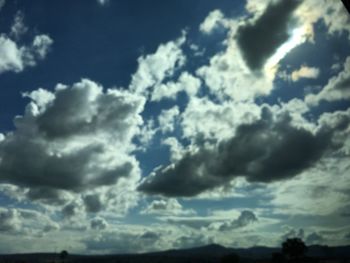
xmin=1 ymin=244 xmax=350 ymax=263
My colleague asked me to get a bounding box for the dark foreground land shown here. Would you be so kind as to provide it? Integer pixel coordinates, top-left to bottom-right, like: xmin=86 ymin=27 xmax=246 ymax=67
xmin=1 ymin=244 xmax=350 ymax=263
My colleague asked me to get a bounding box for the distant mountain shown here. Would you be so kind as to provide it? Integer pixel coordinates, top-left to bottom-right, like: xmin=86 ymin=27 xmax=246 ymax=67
xmin=151 ymin=243 xmax=231 ymax=257
xmin=1 ymin=244 xmax=350 ymax=263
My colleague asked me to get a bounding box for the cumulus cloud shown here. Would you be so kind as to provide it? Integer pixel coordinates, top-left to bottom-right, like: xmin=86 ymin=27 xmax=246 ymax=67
xmin=0 ymin=9 xmax=53 ymax=75
xmin=43 ymin=221 xmax=60 ymax=232
xmin=199 ymin=10 xmax=228 ymax=34
xmin=236 ymin=0 xmax=301 ymax=72
xmin=151 ymin=72 xmax=201 ymax=101
xmin=83 ymin=230 xmax=161 ymax=253
xmin=0 ymin=207 xmax=59 ymax=235
xmin=26 ymin=188 xmax=71 ymax=205
xmin=30 ymin=35 xmax=53 ymax=60
xmin=10 ymin=11 xmax=27 ymax=40
xmin=195 ymin=0 xmax=321 ymax=101
xmin=269 ymin=156 xmax=350 ymax=216
xmin=0 ymin=79 xmax=144 ymax=209
xmin=306 ymin=57 xmax=350 ymax=105
xmin=138 ymin=107 xmax=343 ymax=197
xmin=196 ymin=41 xmax=275 ymax=101
xmin=0 ymin=36 xmax=26 ymax=73
xmin=296 ymin=0 xmax=350 ymax=40
xmin=1 ymin=0 xmax=350 ymax=253
xmin=90 ymin=217 xmax=108 ymax=230
xmin=130 ymin=34 xmax=186 ymax=96
xmin=0 ymin=208 xmax=21 ymax=232
xmin=141 ymin=199 xmax=195 ymax=216
xmin=0 ymin=34 xmax=52 ymax=74
xmin=291 ymin=65 xmax=320 ymax=82
xmin=62 ymin=200 xmax=85 ymax=219
xmin=84 ymin=194 xmax=104 ymax=213
xmin=181 ymin=97 xmax=261 ymax=143
xmin=158 ymin=106 xmax=180 ymax=134
xmin=213 ymin=210 xmax=257 ymax=232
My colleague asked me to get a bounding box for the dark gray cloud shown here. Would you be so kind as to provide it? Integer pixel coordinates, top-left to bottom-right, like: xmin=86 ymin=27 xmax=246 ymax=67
xmin=305 ymin=232 xmax=324 ymax=245
xmin=0 ymin=79 xmax=143 ymax=203
xmin=217 ymin=210 xmax=257 ymax=231
xmin=90 ymin=217 xmax=108 ymax=230
xmin=281 ymin=228 xmax=324 ymax=245
xmin=139 ymin=107 xmax=335 ymax=197
xmin=281 ymin=228 xmax=304 ymax=241
xmin=173 ymin=233 xmax=213 ymax=249
xmin=84 ymin=194 xmax=104 ymax=213
xmin=140 ymin=231 xmax=161 ymax=240
xmin=62 ymin=201 xmax=82 ymax=218
xmin=26 ymin=188 xmax=68 ymax=205
xmin=0 ymin=137 xmax=133 ymax=191
xmin=36 ymin=81 xmax=142 ymax=140
xmin=0 ymin=209 xmax=20 ymax=232
xmin=236 ymin=0 xmax=301 ymax=71
xmin=43 ymin=222 xmax=60 ymax=232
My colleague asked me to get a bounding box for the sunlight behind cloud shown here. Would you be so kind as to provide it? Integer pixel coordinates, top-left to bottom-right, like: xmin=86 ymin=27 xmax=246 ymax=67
xmin=264 ymin=25 xmax=311 ymax=80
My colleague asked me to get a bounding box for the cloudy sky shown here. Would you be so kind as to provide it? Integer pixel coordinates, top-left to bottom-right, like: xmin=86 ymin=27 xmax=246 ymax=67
xmin=0 ymin=0 xmax=350 ymax=254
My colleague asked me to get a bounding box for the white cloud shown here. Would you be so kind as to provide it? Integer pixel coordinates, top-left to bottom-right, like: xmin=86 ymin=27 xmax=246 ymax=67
xmin=31 ymin=35 xmax=53 ymax=59
xmin=1 ymin=0 xmax=350 ymax=253
xmin=196 ymin=0 xmax=334 ymax=102
xmin=10 ymin=11 xmax=27 ymax=39
xmin=130 ymin=34 xmax=186 ymax=96
xmin=269 ymin=154 xmax=350 ymax=216
xmin=97 ymin=0 xmax=109 ymax=6
xmin=0 ymin=208 xmax=21 ymax=232
xmin=0 ymin=207 xmax=59 ymax=236
xmin=0 ymin=0 xmax=5 ymax=11
xmin=0 ymin=34 xmax=53 ymax=74
xmin=199 ymin=10 xmax=228 ymax=34
xmin=209 ymin=210 xmax=258 ymax=232
xmin=291 ymin=65 xmax=320 ymax=82
xmin=181 ymin=97 xmax=261 ymax=143
xmin=196 ymin=20 xmax=295 ymax=101
xmin=0 ymin=36 xmax=23 ymax=73
xmin=158 ymin=106 xmax=180 ymax=133
xmin=0 ymin=79 xmax=145 ymax=216
xmin=162 ymin=137 xmax=185 ymax=162
xmin=139 ymin=104 xmax=347 ymax=197
xmin=83 ymin=228 xmax=164 ymax=254
xmin=306 ymin=56 xmax=350 ymax=105
xmin=141 ymin=199 xmax=195 ymax=216
xmin=0 ymin=9 xmax=53 ymax=75
xmin=295 ymin=0 xmax=350 ymax=40
xmin=151 ymin=72 xmax=201 ymax=101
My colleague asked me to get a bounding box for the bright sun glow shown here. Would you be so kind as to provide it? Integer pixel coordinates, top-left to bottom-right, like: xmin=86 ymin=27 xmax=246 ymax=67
xmin=264 ymin=25 xmax=311 ymax=80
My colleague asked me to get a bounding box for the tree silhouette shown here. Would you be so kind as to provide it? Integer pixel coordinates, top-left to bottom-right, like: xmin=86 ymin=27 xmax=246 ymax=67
xmin=220 ymin=253 xmax=240 ymax=263
xmin=59 ymin=250 xmax=68 ymax=263
xmin=272 ymin=252 xmax=286 ymax=263
xmin=282 ymin=238 xmax=307 ymax=260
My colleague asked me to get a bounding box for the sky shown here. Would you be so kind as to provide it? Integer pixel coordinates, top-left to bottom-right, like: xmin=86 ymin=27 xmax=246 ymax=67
xmin=0 ymin=0 xmax=350 ymax=255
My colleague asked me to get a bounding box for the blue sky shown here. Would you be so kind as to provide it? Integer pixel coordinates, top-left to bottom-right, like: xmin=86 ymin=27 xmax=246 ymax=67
xmin=0 ymin=0 xmax=350 ymax=254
